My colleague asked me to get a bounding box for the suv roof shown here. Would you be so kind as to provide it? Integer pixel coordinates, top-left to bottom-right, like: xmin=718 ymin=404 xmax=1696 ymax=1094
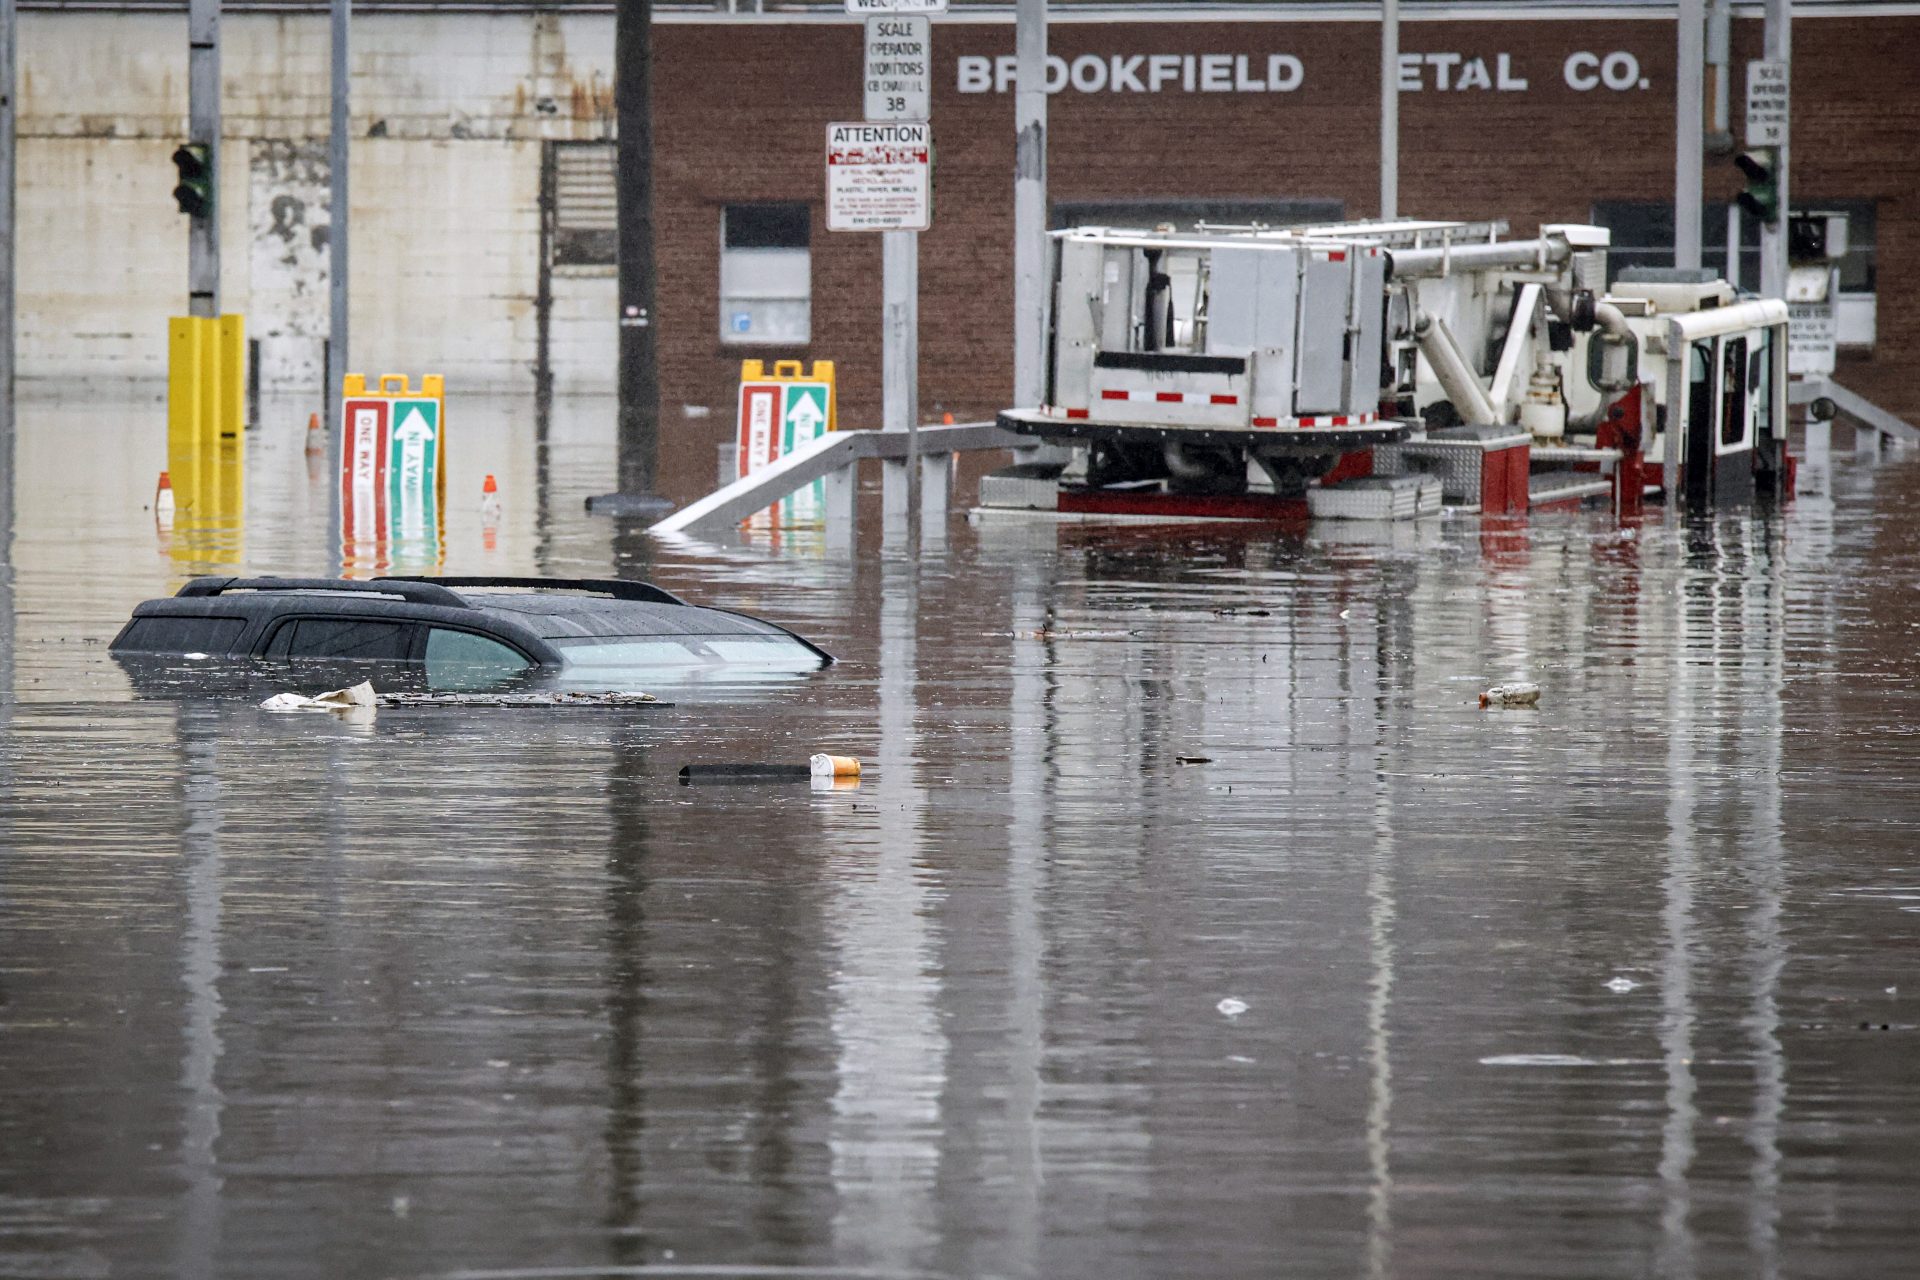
xmin=111 ymin=575 xmax=833 ymax=667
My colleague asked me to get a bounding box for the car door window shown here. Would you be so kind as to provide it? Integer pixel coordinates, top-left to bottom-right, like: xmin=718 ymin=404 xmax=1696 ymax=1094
xmin=266 ymin=617 xmax=414 ymax=661
xmin=116 ymin=616 xmax=246 ymax=654
xmin=424 ymin=628 xmax=532 ymax=689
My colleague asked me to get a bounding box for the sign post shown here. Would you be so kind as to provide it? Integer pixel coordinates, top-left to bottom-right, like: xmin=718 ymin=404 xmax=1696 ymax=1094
xmin=1753 ymin=0 xmax=1790 ymax=304
xmin=838 ymin=0 xmax=942 ymax=540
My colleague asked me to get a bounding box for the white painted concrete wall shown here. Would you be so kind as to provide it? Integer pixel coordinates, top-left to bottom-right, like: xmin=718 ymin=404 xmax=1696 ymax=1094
xmin=16 ymin=10 xmax=619 ymax=394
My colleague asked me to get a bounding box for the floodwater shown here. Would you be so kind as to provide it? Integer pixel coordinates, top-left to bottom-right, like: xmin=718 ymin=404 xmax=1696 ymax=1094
xmin=3 ymin=394 xmax=1918 ymax=1280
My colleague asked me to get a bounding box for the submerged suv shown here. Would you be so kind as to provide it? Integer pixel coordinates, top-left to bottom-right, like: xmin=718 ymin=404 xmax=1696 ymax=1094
xmin=110 ymin=576 xmax=832 ymax=692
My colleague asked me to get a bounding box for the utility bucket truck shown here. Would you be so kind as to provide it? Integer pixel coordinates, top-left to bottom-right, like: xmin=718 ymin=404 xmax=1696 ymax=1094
xmin=985 ymin=220 xmax=1790 ymax=521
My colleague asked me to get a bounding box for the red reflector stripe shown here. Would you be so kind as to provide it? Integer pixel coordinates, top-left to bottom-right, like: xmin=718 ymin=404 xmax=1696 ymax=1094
xmin=1155 ymin=392 xmax=1183 ymax=403
xmin=1252 ymin=417 xmax=1278 ymax=428
xmin=1066 ymin=408 xmax=1089 ymax=419
xmin=1100 ymin=389 xmax=1127 ymax=400
xmin=1327 ymin=251 xmax=1346 ymax=261
xmin=1210 ymin=394 xmax=1237 ymax=405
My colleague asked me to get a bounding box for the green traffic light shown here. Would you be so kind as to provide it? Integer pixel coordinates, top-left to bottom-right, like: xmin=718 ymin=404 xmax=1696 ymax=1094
xmin=1734 ymin=149 xmax=1779 ymax=227
xmin=171 ymin=143 xmax=213 ymax=218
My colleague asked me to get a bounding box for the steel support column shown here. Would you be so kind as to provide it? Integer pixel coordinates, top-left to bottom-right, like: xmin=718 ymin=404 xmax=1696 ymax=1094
xmin=1759 ymin=0 xmax=1791 ymax=301
xmin=1012 ymin=0 xmax=1047 ymax=411
xmin=325 ymin=0 xmax=349 ymax=570
xmin=1674 ymin=0 xmax=1705 ymax=272
xmin=1380 ymin=0 xmax=1398 ymax=219
xmin=188 ymin=0 xmax=220 ymax=317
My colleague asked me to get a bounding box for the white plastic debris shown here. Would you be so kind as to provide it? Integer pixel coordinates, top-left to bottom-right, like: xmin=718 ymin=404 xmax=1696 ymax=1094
xmin=261 ymin=681 xmax=377 ymax=714
xmin=1604 ymin=977 xmax=1641 ymax=993
xmin=1216 ymin=997 xmax=1249 ymax=1019
xmin=1479 ymin=682 xmax=1541 ymax=708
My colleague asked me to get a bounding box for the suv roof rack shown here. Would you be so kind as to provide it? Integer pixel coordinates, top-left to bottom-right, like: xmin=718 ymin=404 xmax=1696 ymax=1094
xmin=176 ymin=576 xmax=471 ymax=608
xmin=377 ymin=576 xmax=689 ymax=606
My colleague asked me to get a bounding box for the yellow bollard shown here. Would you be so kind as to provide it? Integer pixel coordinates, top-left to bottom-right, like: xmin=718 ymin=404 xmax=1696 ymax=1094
xmin=216 ymin=314 xmax=245 ymax=438
xmin=166 ymin=313 xmax=247 ymax=555
xmin=167 ymin=318 xmax=207 ymax=515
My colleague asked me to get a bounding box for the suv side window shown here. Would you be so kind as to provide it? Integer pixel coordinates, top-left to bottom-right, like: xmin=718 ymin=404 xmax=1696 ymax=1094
xmin=116 ymin=615 xmax=247 ymax=654
xmin=263 ymin=617 xmax=415 ymax=661
xmin=424 ymin=628 xmax=532 ymax=690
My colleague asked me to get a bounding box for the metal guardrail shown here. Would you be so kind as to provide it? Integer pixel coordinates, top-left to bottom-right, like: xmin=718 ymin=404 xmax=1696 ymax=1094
xmin=1790 ymin=377 xmax=1920 ymax=445
xmin=650 ymin=421 xmax=1023 ymax=536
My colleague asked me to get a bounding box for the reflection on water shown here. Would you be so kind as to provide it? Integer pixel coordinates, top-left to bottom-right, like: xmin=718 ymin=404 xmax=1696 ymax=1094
xmin=4 ymin=394 xmax=1920 ymax=1278
xmin=164 ymin=436 xmax=246 ymax=574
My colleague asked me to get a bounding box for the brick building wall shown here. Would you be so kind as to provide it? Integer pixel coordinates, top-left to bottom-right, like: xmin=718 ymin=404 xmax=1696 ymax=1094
xmin=647 ymin=10 xmax=1920 ymax=489
xmin=12 ymin=4 xmax=1917 ymax=479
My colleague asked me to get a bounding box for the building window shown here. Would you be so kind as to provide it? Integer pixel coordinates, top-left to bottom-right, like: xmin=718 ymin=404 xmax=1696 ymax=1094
xmin=1590 ymin=198 xmax=1876 ymax=294
xmin=720 ymin=204 xmax=810 ymax=345
xmin=547 ymin=142 xmax=618 ymax=271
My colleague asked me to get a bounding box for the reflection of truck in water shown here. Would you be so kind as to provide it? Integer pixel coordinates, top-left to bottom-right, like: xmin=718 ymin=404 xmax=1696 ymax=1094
xmin=987 ymin=219 xmax=1790 ymax=520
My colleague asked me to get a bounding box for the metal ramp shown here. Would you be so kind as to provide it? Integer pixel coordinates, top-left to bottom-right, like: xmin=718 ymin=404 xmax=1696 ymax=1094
xmin=1790 ymin=377 xmax=1920 ymax=445
xmin=649 ymin=421 xmax=1024 ymax=539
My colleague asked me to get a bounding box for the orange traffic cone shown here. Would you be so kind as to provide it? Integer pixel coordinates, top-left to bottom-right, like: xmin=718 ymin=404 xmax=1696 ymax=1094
xmin=304 ymin=411 xmax=324 ymax=454
xmin=155 ymin=471 xmax=175 ymax=522
xmin=480 ymin=474 xmax=502 ymax=523
xmin=942 ymin=411 xmax=955 ymax=425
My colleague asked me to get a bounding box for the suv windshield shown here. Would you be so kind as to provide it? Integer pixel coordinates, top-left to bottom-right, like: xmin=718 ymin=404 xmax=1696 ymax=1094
xmin=552 ymin=634 xmax=824 ymax=674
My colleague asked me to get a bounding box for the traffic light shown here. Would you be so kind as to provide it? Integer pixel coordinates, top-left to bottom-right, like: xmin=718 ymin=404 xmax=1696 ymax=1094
xmin=171 ymin=143 xmax=212 ymax=218
xmin=1734 ymin=149 xmax=1779 ymax=227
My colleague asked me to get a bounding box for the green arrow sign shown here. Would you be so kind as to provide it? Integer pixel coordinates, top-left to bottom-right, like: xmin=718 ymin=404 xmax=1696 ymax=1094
xmin=387 ymin=398 xmax=440 ymax=537
xmin=782 ymin=384 xmax=830 ymax=451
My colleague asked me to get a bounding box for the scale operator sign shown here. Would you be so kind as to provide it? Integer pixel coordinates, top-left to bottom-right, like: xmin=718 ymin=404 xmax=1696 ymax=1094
xmin=826 ymin=121 xmax=932 ymax=232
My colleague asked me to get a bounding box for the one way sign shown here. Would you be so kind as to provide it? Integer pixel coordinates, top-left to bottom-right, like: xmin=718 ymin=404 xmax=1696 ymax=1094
xmin=735 ymin=360 xmax=837 ymax=523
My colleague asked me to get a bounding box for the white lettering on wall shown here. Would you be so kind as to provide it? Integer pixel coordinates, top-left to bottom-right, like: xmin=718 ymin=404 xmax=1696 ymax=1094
xmin=1399 ymin=51 xmax=1534 ymax=91
xmin=955 ymin=52 xmax=1305 ymax=94
xmin=1564 ymin=50 xmax=1648 ymax=91
xmin=955 ymin=49 xmax=1647 ymax=95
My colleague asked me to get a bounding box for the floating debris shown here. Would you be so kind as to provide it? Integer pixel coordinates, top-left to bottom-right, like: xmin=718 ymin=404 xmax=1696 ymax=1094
xmin=1217 ymin=997 xmax=1249 ymax=1018
xmin=261 ymin=681 xmax=377 ymax=714
xmin=1479 ymin=682 xmax=1541 ymax=708
xmin=678 ymin=755 xmax=862 ymax=786
xmin=810 ymin=753 xmax=862 ymax=778
xmin=679 ymin=763 xmax=812 ymax=784
xmin=378 ymin=690 xmax=664 ymax=709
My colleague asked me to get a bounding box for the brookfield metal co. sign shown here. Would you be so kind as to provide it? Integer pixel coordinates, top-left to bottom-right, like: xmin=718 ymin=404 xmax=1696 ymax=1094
xmin=956 ymin=48 xmax=1656 ymax=95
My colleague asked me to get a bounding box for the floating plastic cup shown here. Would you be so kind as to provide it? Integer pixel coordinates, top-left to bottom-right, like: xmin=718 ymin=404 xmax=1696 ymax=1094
xmin=809 ymin=753 xmax=861 ymax=778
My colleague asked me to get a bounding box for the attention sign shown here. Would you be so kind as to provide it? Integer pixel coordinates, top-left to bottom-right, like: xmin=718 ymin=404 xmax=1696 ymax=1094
xmin=826 ymin=121 xmax=932 ymax=232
